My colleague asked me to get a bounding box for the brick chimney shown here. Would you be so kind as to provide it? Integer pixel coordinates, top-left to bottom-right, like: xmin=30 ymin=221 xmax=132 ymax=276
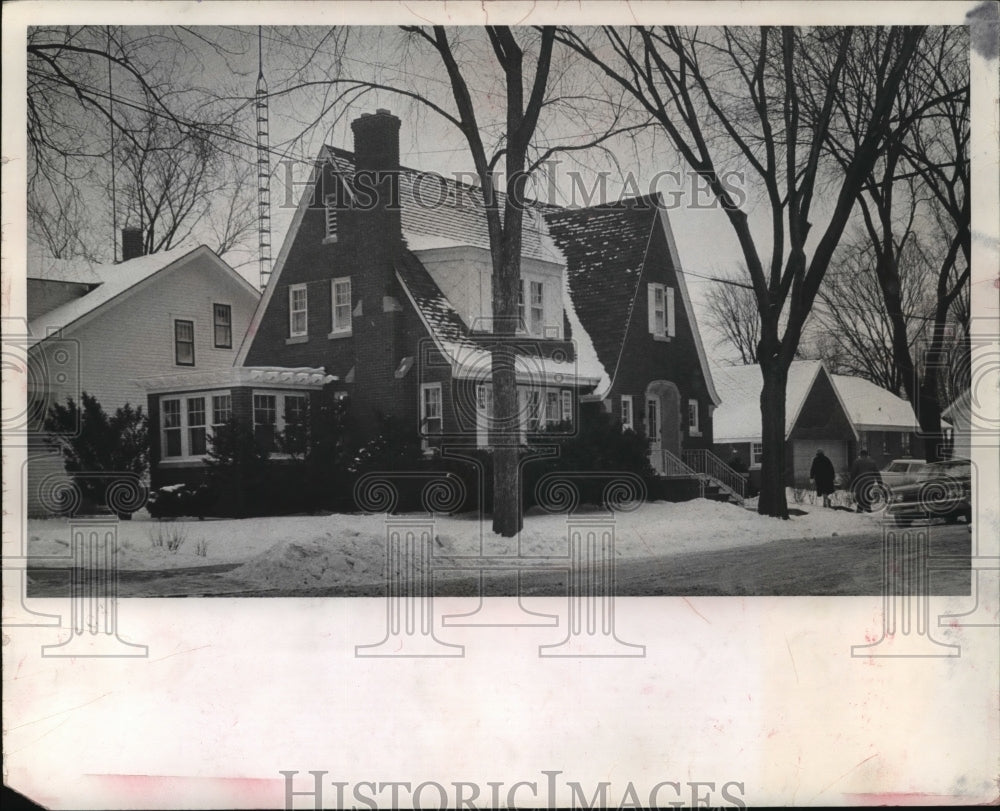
xmin=348 ymin=109 xmax=407 ymax=435
xmin=121 ymin=228 xmax=145 ymax=262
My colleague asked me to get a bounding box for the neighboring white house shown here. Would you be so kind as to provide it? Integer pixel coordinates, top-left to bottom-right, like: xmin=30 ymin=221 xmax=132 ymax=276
xmin=830 ymin=374 xmax=924 ymax=468
xmin=26 ymin=244 xmax=259 ymax=516
xmin=941 ymin=390 xmax=972 ymax=460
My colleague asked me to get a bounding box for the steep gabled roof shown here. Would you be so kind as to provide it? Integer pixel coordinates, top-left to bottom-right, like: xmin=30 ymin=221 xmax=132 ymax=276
xmin=712 ymin=361 xmax=833 ymax=442
xmin=831 ymin=374 xmax=919 ymax=431
xmin=544 ymin=197 xmax=657 ymax=388
xmin=28 ymin=245 xmax=257 ymax=348
xmin=325 ymin=147 xmax=561 ymax=264
xmin=544 ymin=195 xmax=719 ymax=404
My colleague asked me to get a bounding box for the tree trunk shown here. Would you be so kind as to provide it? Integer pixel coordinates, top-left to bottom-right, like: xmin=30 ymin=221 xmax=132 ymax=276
xmin=757 ymin=360 xmax=790 ymax=518
xmin=491 ymin=343 xmax=522 ymax=537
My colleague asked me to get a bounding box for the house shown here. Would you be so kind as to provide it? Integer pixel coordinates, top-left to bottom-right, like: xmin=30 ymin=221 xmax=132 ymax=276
xmin=830 ymin=374 xmax=924 ymax=468
xmin=140 ymin=108 xmax=724 ymax=495
xmin=26 ymin=241 xmax=259 ymax=515
xmin=711 ymin=361 xmax=858 ymax=489
xmin=543 ymin=196 xmax=720 ymax=475
xmin=941 ymin=389 xmax=971 ymax=460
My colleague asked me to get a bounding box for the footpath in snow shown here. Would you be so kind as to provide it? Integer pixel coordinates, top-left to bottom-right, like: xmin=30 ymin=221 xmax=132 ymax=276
xmin=26 ymin=498 xmax=883 ymax=591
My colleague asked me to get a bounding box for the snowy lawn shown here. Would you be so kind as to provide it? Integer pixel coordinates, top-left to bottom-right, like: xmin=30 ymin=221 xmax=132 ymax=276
xmin=26 ymin=497 xmax=883 ymax=591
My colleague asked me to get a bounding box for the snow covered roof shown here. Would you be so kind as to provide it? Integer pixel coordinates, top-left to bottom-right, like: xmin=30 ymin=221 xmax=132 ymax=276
xmin=395 ymin=250 xmax=603 ymax=387
xmin=134 ymin=366 xmax=335 ymax=392
xmin=28 ymin=245 xmax=255 ymax=348
xmin=711 ymin=361 xmax=827 ymax=442
xmin=544 ymin=195 xmax=718 ymax=404
xmin=27 ymin=250 xmax=101 ymax=286
xmin=831 ymin=374 xmax=919 ymax=431
xmin=324 ymin=147 xmax=562 ymax=265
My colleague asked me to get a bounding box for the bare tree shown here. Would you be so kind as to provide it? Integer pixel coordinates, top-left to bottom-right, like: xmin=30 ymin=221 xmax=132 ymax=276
xmin=27 ymin=26 xmax=257 ymax=264
xmin=811 ymin=225 xmax=936 ymax=394
xmin=821 ymin=26 xmax=969 ymax=460
xmin=704 ymin=268 xmax=760 ymax=365
xmin=558 ymin=26 xmax=925 ymax=517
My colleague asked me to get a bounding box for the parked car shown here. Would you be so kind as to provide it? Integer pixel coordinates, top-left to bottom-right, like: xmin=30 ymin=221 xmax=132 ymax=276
xmin=880 ymin=458 xmax=929 ymax=490
xmin=885 ymin=458 xmax=972 ymax=526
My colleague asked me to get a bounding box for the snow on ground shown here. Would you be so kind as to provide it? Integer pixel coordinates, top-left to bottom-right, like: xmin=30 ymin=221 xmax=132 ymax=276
xmin=26 ymin=497 xmax=883 ymax=590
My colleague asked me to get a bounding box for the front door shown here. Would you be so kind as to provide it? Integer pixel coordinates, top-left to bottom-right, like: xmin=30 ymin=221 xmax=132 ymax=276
xmin=646 ymin=396 xmax=662 ymax=473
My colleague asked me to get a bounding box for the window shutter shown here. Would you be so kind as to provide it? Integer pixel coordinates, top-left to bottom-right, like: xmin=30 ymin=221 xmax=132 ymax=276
xmin=666 ymin=287 xmax=676 ymax=337
xmin=647 ymin=283 xmax=657 ymax=334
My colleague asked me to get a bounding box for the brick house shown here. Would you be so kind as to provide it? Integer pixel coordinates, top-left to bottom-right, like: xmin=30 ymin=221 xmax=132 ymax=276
xmin=712 ymin=361 xmax=858 ymax=489
xmin=141 ymin=109 xmax=732 ymax=495
xmin=26 ymin=242 xmax=259 ymax=514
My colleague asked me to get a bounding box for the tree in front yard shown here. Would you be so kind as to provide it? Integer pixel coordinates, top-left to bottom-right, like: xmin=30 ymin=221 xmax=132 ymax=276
xmin=43 ymin=392 xmax=149 ymax=513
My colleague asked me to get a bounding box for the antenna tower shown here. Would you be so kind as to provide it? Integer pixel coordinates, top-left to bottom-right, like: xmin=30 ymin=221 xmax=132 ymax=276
xmin=255 ymin=27 xmax=272 ymax=290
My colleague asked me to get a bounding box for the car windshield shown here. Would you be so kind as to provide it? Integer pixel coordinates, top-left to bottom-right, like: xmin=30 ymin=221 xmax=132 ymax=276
xmin=922 ymin=461 xmax=970 ymax=479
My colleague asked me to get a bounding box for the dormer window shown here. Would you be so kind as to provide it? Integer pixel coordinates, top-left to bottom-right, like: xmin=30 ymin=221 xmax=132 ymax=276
xmin=324 ymin=193 xmax=338 ymax=242
xmin=289 ymin=284 xmax=308 ymax=337
xmin=517 ymin=278 xmax=547 ymax=336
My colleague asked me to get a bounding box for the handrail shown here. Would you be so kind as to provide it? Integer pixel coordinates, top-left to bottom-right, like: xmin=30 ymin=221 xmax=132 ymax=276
xmin=658 ymin=449 xmax=706 ymax=498
xmin=682 ymin=449 xmax=747 ymax=503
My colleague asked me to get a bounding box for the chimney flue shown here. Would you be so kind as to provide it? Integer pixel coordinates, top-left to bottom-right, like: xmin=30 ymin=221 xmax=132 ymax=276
xmin=121 ymin=228 xmax=144 ymax=262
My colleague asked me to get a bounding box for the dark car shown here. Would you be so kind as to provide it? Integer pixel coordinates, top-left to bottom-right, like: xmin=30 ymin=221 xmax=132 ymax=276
xmin=885 ymin=458 xmax=972 ymax=526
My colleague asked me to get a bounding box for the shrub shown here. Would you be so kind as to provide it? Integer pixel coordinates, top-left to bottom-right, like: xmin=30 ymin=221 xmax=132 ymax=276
xmin=146 ymin=484 xmax=212 ymax=519
xmin=203 ymin=418 xmax=271 ymax=517
xmin=43 ymin=392 xmax=148 ymax=517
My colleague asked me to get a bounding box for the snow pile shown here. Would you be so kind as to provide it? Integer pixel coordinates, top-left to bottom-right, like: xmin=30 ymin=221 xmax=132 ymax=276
xmin=231 ymin=531 xmax=382 ymax=590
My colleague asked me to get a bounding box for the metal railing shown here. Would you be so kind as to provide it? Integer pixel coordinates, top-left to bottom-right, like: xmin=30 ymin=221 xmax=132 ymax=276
xmin=683 ymin=449 xmax=747 ymax=504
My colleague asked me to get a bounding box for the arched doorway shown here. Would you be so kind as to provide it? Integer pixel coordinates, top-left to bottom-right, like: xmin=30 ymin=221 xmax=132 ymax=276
xmin=645 ymin=380 xmax=681 ymax=473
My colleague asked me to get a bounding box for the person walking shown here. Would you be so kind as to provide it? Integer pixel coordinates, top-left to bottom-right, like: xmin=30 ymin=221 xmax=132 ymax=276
xmin=810 ymin=449 xmax=837 ymax=508
xmin=850 ymin=448 xmax=883 ymax=513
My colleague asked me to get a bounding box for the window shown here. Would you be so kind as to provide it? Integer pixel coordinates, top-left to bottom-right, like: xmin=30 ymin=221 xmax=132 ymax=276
xmin=254 ymin=393 xmax=277 ymax=452
xmin=621 ymin=395 xmax=634 ymax=432
xmin=561 ymin=390 xmax=572 ymax=424
xmin=283 ymin=395 xmax=308 ymax=453
xmin=882 ymin=435 xmax=889 ymax=455
xmin=421 ymin=383 xmax=443 ymax=449
xmin=688 ymin=398 xmax=700 ymax=436
xmin=529 ymin=280 xmax=544 ymax=336
xmin=160 ymin=392 xmax=230 ymax=460
xmin=901 ymin=432 xmax=911 ymax=455
xmin=517 ymin=278 xmax=547 ymax=335
xmin=522 ymin=388 xmax=541 ymax=433
xmin=162 ymin=399 xmax=182 ymax=457
xmin=752 ymin=442 xmax=764 ymax=466
xmin=545 ymin=391 xmax=560 ymax=426
xmin=324 ymin=193 xmax=338 ymax=241
xmin=213 ymin=303 xmax=232 ymax=348
xmin=331 ymin=278 xmax=352 ymax=334
xmin=647 ymin=283 xmax=676 ymax=338
xmin=212 ymin=394 xmax=232 ymax=429
xmin=174 ymin=319 xmax=195 ymax=366
xmin=289 ymin=284 xmax=308 ymax=337
xmin=476 ymin=383 xmax=494 ymax=448
xmin=187 ymin=397 xmax=207 ymax=456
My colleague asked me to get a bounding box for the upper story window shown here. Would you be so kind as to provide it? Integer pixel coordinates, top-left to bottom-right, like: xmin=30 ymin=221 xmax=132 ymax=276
xmin=648 ymin=283 xmax=676 ymax=338
xmin=213 ymin=303 xmax=232 ymax=348
xmin=174 ymin=319 xmax=195 ymax=366
xmin=331 ymin=277 xmax=352 ymax=334
xmin=517 ymin=278 xmax=548 ymax=336
xmin=621 ymin=395 xmax=634 ymax=432
xmin=289 ymin=284 xmax=308 ymax=337
xmin=324 ymin=193 xmax=338 ymax=242
xmin=688 ymin=398 xmax=700 ymax=436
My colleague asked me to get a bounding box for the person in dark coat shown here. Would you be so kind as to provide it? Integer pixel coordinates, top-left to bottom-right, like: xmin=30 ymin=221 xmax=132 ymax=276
xmin=809 ymin=449 xmax=837 ymax=507
xmin=850 ymin=448 xmax=883 ymax=513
